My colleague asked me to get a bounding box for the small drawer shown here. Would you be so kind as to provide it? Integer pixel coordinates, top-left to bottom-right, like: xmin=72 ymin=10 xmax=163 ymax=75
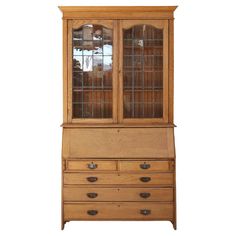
xmin=64 ymin=202 xmax=173 ymax=220
xmin=64 ymin=173 xmax=173 ymax=185
xmin=64 ymin=187 xmax=174 ymax=202
xmin=66 ymin=160 xmax=116 ymax=171
xmin=119 ymin=160 xmax=174 ymax=171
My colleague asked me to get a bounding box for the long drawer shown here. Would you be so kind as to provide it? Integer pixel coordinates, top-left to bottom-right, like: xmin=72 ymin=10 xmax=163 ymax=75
xmin=64 ymin=173 xmax=173 ymax=185
xmin=64 ymin=187 xmax=173 ymax=202
xmin=64 ymin=202 xmax=173 ymax=220
xmin=62 ymin=128 xmax=175 ymax=158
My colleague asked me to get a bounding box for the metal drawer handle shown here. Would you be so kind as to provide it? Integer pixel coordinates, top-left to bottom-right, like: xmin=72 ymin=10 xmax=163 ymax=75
xmin=87 ymin=177 xmax=98 ymax=182
xmin=87 ymin=163 xmax=97 ymax=169
xmin=140 ymin=192 xmax=151 ymax=198
xmin=140 ymin=177 xmax=151 ymax=182
xmin=87 ymin=210 xmax=98 ymax=216
xmin=87 ymin=192 xmax=98 ymax=198
xmin=140 ymin=163 xmax=151 ymax=169
xmin=140 ymin=209 xmax=151 ymax=216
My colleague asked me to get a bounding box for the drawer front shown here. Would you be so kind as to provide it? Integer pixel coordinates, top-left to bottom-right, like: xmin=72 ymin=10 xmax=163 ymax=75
xmin=63 ymin=128 xmax=175 ymax=158
xmin=64 ymin=202 xmax=173 ymax=220
xmin=67 ymin=160 xmax=117 ymax=171
xmin=64 ymin=173 xmax=173 ymax=185
xmin=119 ymin=160 xmax=173 ymax=172
xmin=64 ymin=187 xmax=173 ymax=202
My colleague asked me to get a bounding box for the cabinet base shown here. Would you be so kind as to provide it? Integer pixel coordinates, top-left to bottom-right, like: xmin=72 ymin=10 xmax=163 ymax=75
xmin=61 ymin=220 xmax=176 ymax=230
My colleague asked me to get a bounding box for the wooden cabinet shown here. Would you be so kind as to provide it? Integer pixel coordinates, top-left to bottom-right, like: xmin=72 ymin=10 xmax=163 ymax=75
xmin=59 ymin=6 xmax=177 ymax=230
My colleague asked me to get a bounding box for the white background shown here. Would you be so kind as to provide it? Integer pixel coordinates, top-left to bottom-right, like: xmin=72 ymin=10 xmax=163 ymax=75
xmin=0 ymin=0 xmax=236 ymax=235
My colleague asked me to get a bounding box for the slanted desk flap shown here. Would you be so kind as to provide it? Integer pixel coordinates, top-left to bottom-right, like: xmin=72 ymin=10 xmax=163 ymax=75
xmin=62 ymin=128 xmax=175 ymax=158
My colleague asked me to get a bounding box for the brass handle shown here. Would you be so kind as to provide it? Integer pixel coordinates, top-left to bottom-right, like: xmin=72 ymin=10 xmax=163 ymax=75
xmin=140 ymin=192 xmax=151 ymax=198
xmin=140 ymin=209 xmax=151 ymax=216
xmin=87 ymin=210 xmax=98 ymax=216
xmin=140 ymin=163 xmax=151 ymax=169
xmin=87 ymin=163 xmax=97 ymax=169
xmin=87 ymin=177 xmax=98 ymax=182
xmin=140 ymin=177 xmax=151 ymax=182
xmin=87 ymin=192 xmax=98 ymax=198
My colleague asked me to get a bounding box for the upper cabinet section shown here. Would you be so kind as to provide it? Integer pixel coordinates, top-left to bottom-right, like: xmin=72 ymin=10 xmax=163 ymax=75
xmin=60 ymin=7 xmax=177 ymax=125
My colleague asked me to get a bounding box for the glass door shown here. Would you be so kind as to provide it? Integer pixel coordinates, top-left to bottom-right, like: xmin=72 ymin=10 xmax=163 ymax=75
xmin=68 ymin=20 xmax=118 ymax=123
xmin=119 ymin=20 xmax=169 ymax=123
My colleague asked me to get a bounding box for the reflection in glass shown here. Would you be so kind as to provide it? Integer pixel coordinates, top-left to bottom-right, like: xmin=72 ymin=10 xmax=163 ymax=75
xmin=123 ymin=25 xmax=163 ymax=118
xmin=72 ymin=25 xmax=113 ymax=118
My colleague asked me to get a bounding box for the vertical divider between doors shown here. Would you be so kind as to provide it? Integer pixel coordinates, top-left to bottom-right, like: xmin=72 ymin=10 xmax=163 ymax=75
xmin=118 ymin=20 xmax=123 ymax=123
xmin=113 ymin=20 xmax=119 ymax=123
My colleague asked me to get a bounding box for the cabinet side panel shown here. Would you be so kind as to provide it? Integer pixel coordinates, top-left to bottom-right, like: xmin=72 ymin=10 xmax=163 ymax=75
xmin=62 ymin=128 xmax=70 ymax=158
xmin=168 ymin=19 xmax=174 ymax=123
xmin=63 ymin=20 xmax=68 ymax=123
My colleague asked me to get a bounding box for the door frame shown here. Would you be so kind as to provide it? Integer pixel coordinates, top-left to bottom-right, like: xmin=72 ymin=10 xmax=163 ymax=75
xmin=67 ymin=19 xmax=118 ymax=123
xmin=118 ymin=20 xmax=169 ymax=124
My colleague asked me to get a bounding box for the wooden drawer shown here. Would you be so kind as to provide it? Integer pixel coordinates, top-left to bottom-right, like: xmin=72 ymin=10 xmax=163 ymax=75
xmin=62 ymin=128 xmax=175 ymax=158
xmin=66 ymin=160 xmax=116 ymax=171
xmin=64 ymin=187 xmax=173 ymax=202
xmin=64 ymin=202 xmax=173 ymax=220
xmin=119 ymin=160 xmax=174 ymax=172
xmin=64 ymin=173 xmax=173 ymax=185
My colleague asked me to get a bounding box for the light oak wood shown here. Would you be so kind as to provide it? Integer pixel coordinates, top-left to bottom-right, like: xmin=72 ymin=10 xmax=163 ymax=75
xmin=118 ymin=20 xmax=168 ymax=123
xmin=67 ymin=20 xmax=73 ymax=122
xmin=64 ymin=202 xmax=173 ymax=220
xmin=59 ymin=6 xmax=177 ymax=230
xmin=72 ymin=20 xmax=114 ymax=29
xmin=168 ymin=19 xmax=174 ymax=123
xmin=64 ymin=187 xmax=173 ymax=202
xmin=59 ymin=6 xmax=177 ymax=20
xmin=62 ymin=128 xmax=175 ymax=158
xmin=67 ymin=19 xmax=117 ymax=124
xmin=59 ymin=6 xmax=178 ymax=12
xmin=62 ymin=19 xmax=68 ymax=123
xmin=61 ymin=123 xmax=176 ymax=128
xmin=119 ymin=160 xmax=174 ymax=172
xmin=64 ymin=173 xmax=173 ymax=185
xmin=67 ymin=160 xmax=117 ymax=171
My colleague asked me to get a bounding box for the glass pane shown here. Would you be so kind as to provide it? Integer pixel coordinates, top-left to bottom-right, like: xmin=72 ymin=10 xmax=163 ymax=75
xmin=123 ymin=25 xmax=163 ymax=118
xmin=72 ymin=25 xmax=113 ymax=118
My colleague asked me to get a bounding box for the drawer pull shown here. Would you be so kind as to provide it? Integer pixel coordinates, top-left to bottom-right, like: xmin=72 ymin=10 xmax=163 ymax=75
xmin=140 ymin=192 xmax=151 ymax=198
xmin=87 ymin=177 xmax=98 ymax=182
xmin=140 ymin=177 xmax=151 ymax=182
xmin=87 ymin=192 xmax=98 ymax=198
xmin=140 ymin=163 xmax=151 ymax=169
xmin=140 ymin=209 xmax=151 ymax=216
xmin=87 ymin=210 xmax=98 ymax=216
xmin=87 ymin=163 xmax=97 ymax=169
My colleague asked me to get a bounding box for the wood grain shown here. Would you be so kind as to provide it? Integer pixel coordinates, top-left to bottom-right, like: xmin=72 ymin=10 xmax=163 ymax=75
xmin=64 ymin=187 xmax=173 ymax=202
xmin=62 ymin=128 xmax=175 ymax=158
xmin=59 ymin=6 xmax=177 ymax=230
xmin=119 ymin=160 xmax=173 ymax=172
xmin=64 ymin=172 xmax=173 ymax=185
xmin=67 ymin=160 xmax=117 ymax=171
xmin=64 ymin=202 xmax=174 ymax=220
